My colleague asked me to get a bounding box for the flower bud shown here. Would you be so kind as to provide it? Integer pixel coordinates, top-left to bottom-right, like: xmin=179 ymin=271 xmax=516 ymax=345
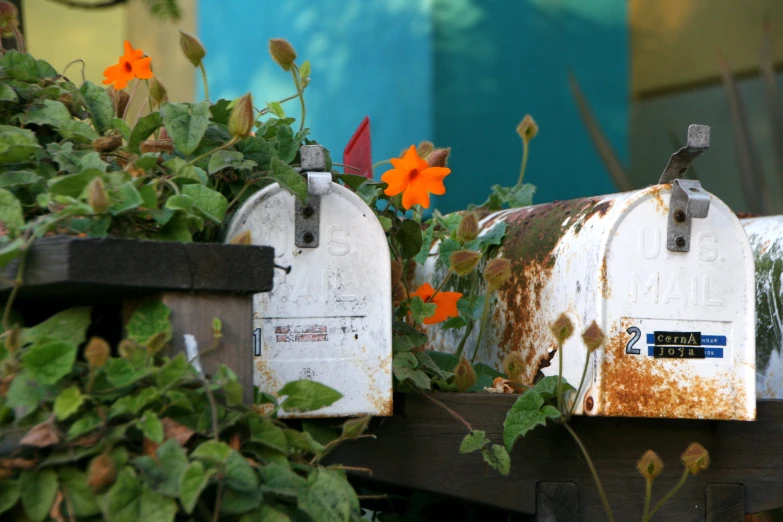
xmin=108 ymin=87 xmax=130 ymax=117
xmin=550 ymin=313 xmax=575 ymax=343
xmin=269 ymin=38 xmax=297 ymax=71
xmin=503 ymin=351 xmax=525 ymax=383
xmin=483 ymin=258 xmax=511 ymax=291
xmin=582 ymin=321 xmax=605 ymax=353
xmin=681 ymin=442 xmax=710 ymax=475
xmin=416 ymin=140 xmax=434 ymax=159
xmin=118 ymin=339 xmax=137 ymax=359
xmin=427 ymin=147 xmax=451 ymax=168
xmin=228 ymin=93 xmax=255 ymax=139
xmin=458 ymin=212 xmax=479 ymax=242
xmin=148 ymin=77 xmax=168 ymax=105
xmin=454 ymin=356 xmax=477 ymax=392
xmin=87 ymin=453 xmax=117 ymax=493
xmin=0 ymin=2 xmax=19 ymax=38
xmin=179 ymin=30 xmax=206 ymax=67
xmin=516 ymin=114 xmax=538 ymax=143
xmin=87 ymin=177 xmax=109 ymax=214
xmin=92 ymin=135 xmax=122 ymax=153
xmin=84 ymin=337 xmax=110 ymax=369
xmin=450 ymin=250 xmax=481 ymax=276
xmin=637 ymin=450 xmax=664 ymax=481
xmin=230 ymin=230 xmax=252 ymax=245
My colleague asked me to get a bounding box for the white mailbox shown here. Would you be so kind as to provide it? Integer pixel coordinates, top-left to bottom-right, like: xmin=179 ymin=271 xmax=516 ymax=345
xmin=740 ymin=215 xmax=783 ymax=400
xmin=225 ymin=145 xmax=392 ymax=418
xmin=417 ymin=125 xmax=756 ymax=420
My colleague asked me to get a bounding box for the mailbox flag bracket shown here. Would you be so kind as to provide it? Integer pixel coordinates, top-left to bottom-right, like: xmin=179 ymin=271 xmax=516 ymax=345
xmin=667 ymin=179 xmax=711 ymax=252
xmin=295 ymin=145 xmax=331 ymax=248
xmin=658 ymin=124 xmax=710 ymax=184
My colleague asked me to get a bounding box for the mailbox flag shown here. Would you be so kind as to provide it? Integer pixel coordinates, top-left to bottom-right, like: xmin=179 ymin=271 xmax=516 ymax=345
xmin=343 ymin=116 xmax=373 ymax=179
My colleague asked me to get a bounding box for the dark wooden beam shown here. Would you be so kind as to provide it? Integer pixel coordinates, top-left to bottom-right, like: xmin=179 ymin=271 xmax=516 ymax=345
xmin=327 ymin=394 xmax=783 ymax=521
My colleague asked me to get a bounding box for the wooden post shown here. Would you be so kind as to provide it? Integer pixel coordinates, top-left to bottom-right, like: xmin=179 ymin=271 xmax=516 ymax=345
xmin=535 ymin=482 xmax=579 ymax=522
xmin=706 ymin=484 xmax=745 ymax=522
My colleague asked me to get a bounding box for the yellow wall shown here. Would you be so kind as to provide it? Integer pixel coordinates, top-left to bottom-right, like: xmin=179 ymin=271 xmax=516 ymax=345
xmin=22 ymin=0 xmax=196 ymax=106
xmin=630 ymin=0 xmax=783 ymax=98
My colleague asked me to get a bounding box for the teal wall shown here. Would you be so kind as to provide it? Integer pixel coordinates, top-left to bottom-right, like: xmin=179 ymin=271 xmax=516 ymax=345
xmin=199 ymin=0 xmax=629 ymax=212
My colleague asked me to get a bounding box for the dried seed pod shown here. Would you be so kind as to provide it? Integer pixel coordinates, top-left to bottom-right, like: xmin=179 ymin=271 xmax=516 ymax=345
xmin=454 ymin=356 xmax=477 ymax=392
xmin=84 ymin=337 xmax=110 ymax=369
xmin=516 ymin=114 xmax=538 ymax=143
xmin=458 ymin=212 xmax=479 ymax=242
xmin=450 ymin=250 xmax=481 ymax=276
xmin=483 ymin=258 xmax=511 ymax=291
xmin=228 ymin=93 xmax=254 ymax=139
xmin=179 ymin=30 xmax=206 ymax=67
xmin=550 ymin=313 xmax=575 ymax=343
xmin=681 ymin=443 xmax=710 ymax=475
xmin=581 ymin=320 xmax=605 ymax=352
xmin=637 ymin=450 xmax=664 ymax=480
xmin=269 ymin=38 xmax=297 ymax=71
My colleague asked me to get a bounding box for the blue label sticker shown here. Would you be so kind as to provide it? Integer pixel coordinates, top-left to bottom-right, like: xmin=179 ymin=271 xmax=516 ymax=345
xmin=646 ymin=334 xmax=726 ymax=346
xmin=647 ymin=346 xmax=724 ymax=358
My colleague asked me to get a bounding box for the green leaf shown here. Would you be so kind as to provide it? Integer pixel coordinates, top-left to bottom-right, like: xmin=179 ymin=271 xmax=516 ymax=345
xmin=126 ymin=300 xmax=172 ymax=346
xmin=482 ymin=444 xmax=511 ymax=476
xmin=80 ymin=81 xmax=114 ymax=135
xmin=208 ymin=150 xmax=254 ymax=174
xmin=286 ymin=430 xmax=324 ymax=455
xmin=267 ymin=101 xmax=285 ymax=118
xmin=269 ymin=156 xmax=307 ymax=203
xmin=437 ymin=237 xmax=461 ymax=266
xmin=59 ymin=120 xmax=99 ymax=142
xmin=237 ymin=136 xmax=276 ymax=169
xmin=259 ymin=463 xmax=307 ymax=496
xmin=378 ymin=215 xmax=392 ymax=232
xmin=157 ymin=353 xmax=189 ymax=388
xmin=22 ymin=341 xmax=77 ymax=385
xmin=298 ymin=468 xmax=360 ymax=522
xmin=457 ymin=296 xmax=485 ymax=321
xmin=209 ymin=99 xmax=231 ymax=124
xmin=414 ymin=224 xmax=435 ymax=264
xmin=299 ymin=60 xmax=311 ymax=80
xmin=107 ymin=467 xmax=142 ymax=522
xmin=0 ymin=83 xmax=18 ymax=102
xmin=19 ymin=469 xmax=58 ymax=522
xmin=409 ymin=296 xmax=436 ymax=324
xmin=335 ymin=173 xmax=366 ymax=190
xmin=503 ymin=389 xmax=561 ymax=451
xmin=0 ymin=239 xmax=24 ymax=269
xmin=138 ymin=183 xmax=157 ymax=208
xmin=0 ymin=169 xmax=41 ymax=188
xmin=392 ymin=321 xmax=428 ymax=352
xmin=25 ymin=99 xmax=71 ymax=128
xmin=59 ymin=468 xmax=100 ymax=517
xmin=179 ymin=461 xmax=214 ymax=514
xmin=442 ymin=316 xmax=469 ymax=330
xmin=139 ymin=486 xmax=177 ymax=522
xmin=220 ymin=488 xmax=263 ymax=516
xmin=248 ymin=416 xmax=288 ymax=453
xmin=1 ymin=51 xmax=39 ymax=78
xmin=465 ymin=222 xmax=507 ymax=251
xmin=48 ymin=168 xmax=101 ymax=197
xmin=104 ymin=358 xmax=147 ymax=388
xmin=139 ymin=411 xmax=164 ymax=443
xmin=0 ymin=480 xmax=20 ymax=516
xmin=392 ymin=352 xmax=431 ymax=390
xmin=181 ymin=183 xmax=228 ymax=223
xmin=67 ymin=413 xmax=101 ymax=439
xmin=164 ymin=194 xmax=193 ymax=212
xmin=395 ymin=219 xmax=423 ymax=259
xmin=224 ymin=379 xmax=243 ymax=407
xmin=54 ymin=385 xmax=85 ymax=420
xmin=225 ymin=450 xmax=259 ymax=491
xmin=109 ymin=181 xmax=144 ymax=215
xmin=132 ymin=440 xmax=187 ymax=498
xmin=414 ymin=351 xmax=450 ymax=381
xmin=341 ymin=415 xmax=371 ymax=439
xmin=356 ymin=181 xmax=382 ymax=206
xmin=240 ymin=504 xmax=291 ymax=522
xmin=0 ymin=187 xmax=23 ymax=234
xmin=128 ymin=112 xmax=163 ymax=154
xmin=22 ymin=307 xmax=91 ymax=347
xmin=533 ymin=375 xmax=576 ymax=402
xmin=0 ymin=124 xmax=40 ymax=163
xmin=5 ymin=371 xmax=41 ymax=413
xmin=275 ymin=125 xmax=298 ymax=163
xmin=460 ymin=430 xmax=490 ymax=454
xmin=191 ymin=440 xmax=232 ymax=463
xmin=279 ymin=380 xmax=343 ymax=413
xmin=161 ymin=101 xmax=210 ymax=156
xmin=425 ymin=351 xmax=460 ymax=374
xmin=111 ymin=117 xmax=132 ymax=141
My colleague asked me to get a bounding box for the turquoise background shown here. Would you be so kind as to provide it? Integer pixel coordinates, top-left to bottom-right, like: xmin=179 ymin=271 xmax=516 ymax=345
xmin=199 ymin=0 xmax=628 ymax=212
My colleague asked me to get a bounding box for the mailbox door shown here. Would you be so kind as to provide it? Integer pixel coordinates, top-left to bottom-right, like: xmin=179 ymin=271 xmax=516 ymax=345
xmin=227 ymin=183 xmax=392 ymax=417
xmin=593 ymin=188 xmax=756 ymax=420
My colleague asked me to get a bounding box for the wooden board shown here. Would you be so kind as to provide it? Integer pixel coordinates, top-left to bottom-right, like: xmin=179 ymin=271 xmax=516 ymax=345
xmin=327 ymin=394 xmax=783 ymax=521
xmin=0 ymin=237 xmax=274 ymax=298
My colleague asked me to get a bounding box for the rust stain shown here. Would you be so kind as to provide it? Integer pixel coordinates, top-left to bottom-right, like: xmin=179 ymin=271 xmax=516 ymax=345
xmin=598 ymin=255 xmax=611 ymax=299
xmin=648 ymin=184 xmax=669 ymax=215
xmin=598 ymin=318 xmax=747 ymax=420
xmin=735 ymin=212 xmax=761 ymax=219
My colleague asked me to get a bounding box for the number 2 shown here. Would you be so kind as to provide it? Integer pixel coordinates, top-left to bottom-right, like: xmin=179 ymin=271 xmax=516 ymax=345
xmin=626 ymin=326 xmax=641 ymax=355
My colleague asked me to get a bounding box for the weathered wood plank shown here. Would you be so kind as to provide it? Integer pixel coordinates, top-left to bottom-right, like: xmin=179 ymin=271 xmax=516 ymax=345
xmin=535 ymin=482 xmax=578 ymax=522
xmin=706 ymin=485 xmax=745 ymax=522
xmin=327 ymin=394 xmax=783 ymax=521
xmin=1 ymin=237 xmax=274 ymax=297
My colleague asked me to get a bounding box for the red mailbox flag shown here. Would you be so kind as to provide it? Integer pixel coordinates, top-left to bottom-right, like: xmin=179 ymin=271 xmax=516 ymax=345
xmin=343 ymin=116 xmax=373 ymax=179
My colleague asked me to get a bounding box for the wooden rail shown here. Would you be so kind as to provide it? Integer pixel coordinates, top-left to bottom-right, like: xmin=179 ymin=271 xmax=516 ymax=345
xmin=327 ymin=393 xmax=783 ymax=521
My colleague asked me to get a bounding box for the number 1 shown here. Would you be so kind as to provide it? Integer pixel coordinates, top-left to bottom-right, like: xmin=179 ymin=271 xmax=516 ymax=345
xmin=626 ymin=326 xmax=641 ymax=355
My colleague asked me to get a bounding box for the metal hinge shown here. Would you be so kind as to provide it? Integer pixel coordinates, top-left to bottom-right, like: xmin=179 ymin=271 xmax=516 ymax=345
xmin=660 ymin=125 xmax=711 ymax=252
xmin=294 ymin=145 xmax=332 ymax=248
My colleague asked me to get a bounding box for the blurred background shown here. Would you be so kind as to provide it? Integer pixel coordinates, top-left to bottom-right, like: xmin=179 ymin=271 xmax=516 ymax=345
xmin=15 ymin=0 xmax=783 ymax=213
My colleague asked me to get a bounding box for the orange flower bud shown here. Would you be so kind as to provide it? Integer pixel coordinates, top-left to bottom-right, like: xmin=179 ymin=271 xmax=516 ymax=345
xmin=458 ymin=212 xmax=479 ymax=242
xmin=84 ymin=337 xmax=110 ymax=369
xmin=637 ymin=450 xmax=664 ymax=480
xmin=454 ymin=357 xmax=477 ymax=392
xmin=582 ymin=321 xmax=605 ymax=352
xmin=148 ymin=76 xmax=168 ymax=105
xmin=503 ymin=352 xmax=525 ymax=383
xmin=550 ymin=313 xmax=574 ymax=343
xmin=416 ymin=141 xmax=434 ymax=159
xmin=269 ymin=38 xmax=297 ymax=71
xmin=179 ymin=30 xmax=206 ymax=67
xmin=87 ymin=177 xmax=109 ymax=214
xmin=228 ymin=93 xmax=255 ymax=139
xmin=516 ymin=114 xmax=538 ymax=143
xmin=450 ymin=250 xmax=481 ymax=276
xmin=681 ymin=443 xmax=709 ymax=475
xmin=427 ymin=147 xmax=451 ymax=168
xmin=483 ymin=258 xmax=511 ymax=291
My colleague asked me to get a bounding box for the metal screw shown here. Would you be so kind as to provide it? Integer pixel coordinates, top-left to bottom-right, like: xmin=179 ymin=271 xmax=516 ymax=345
xmin=302 ymin=232 xmax=314 ymax=244
xmin=674 ymin=209 xmax=686 ymax=222
xmin=585 ymin=396 xmax=594 ymax=412
xmin=302 ymin=205 xmax=314 ymax=218
xmin=675 ymin=236 xmax=686 ymax=248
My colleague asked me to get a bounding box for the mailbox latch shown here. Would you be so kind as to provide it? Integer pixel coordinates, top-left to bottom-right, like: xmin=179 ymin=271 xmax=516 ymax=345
xmin=295 ymin=145 xmax=331 ymax=248
xmin=660 ymin=124 xmax=711 ymax=252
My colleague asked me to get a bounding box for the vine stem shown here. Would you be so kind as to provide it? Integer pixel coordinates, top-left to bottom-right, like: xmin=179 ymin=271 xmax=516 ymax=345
xmin=212 ymin=478 xmax=224 ymax=522
xmin=186 ymin=136 xmax=238 ymax=166
xmin=122 ymin=79 xmax=141 ymax=120
xmin=642 ymin=478 xmax=653 ymax=522
xmin=226 ymin=182 xmax=252 ymax=210
xmin=292 ymin=65 xmax=305 ymax=132
xmin=454 ymin=271 xmax=478 ymax=361
xmin=557 ymin=340 xmax=564 ymax=414
xmin=646 ymin=469 xmax=689 ymax=520
xmin=428 ymin=268 xmax=453 ymax=302
xmin=199 ymin=63 xmax=210 ymax=102
xmin=422 ymin=392 xmax=473 ymax=432
xmin=470 ymin=292 xmax=492 ymax=364
xmin=518 ymin=139 xmax=529 ymax=185
xmin=567 ymin=351 xmax=590 ymax=418
xmin=2 ymin=243 xmax=26 ymax=331
xmin=562 ymin=421 xmax=615 ymax=522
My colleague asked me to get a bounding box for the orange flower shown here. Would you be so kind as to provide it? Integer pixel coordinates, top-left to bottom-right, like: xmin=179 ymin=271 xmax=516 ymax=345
xmin=381 ymin=145 xmax=451 ymax=209
xmin=410 ymin=282 xmax=462 ymax=325
xmin=102 ymin=41 xmax=153 ymax=90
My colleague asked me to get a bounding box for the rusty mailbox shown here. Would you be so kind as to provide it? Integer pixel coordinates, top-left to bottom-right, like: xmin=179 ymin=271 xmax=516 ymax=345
xmin=225 ymin=145 xmax=392 ymax=418
xmin=417 ymin=125 xmax=756 ymax=420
